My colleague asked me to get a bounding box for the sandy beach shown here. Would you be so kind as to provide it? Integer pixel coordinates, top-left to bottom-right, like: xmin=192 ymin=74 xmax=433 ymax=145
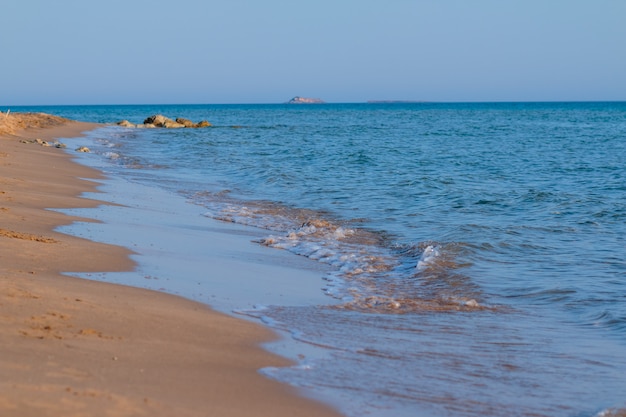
xmin=0 ymin=113 xmax=342 ymax=417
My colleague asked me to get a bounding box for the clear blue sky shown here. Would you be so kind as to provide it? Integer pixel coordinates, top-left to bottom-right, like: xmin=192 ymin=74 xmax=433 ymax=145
xmin=1 ymin=0 xmax=625 ymax=105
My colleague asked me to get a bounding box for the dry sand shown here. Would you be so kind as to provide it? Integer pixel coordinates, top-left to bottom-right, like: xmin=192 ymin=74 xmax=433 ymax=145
xmin=0 ymin=113 xmax=342 ymax=417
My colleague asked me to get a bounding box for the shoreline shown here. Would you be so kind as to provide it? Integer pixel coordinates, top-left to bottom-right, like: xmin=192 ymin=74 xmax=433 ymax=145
xmin=55 ymin=155 xmax=336 ymax=315
xmin=0 ymin=114 xmax=342 ymax=416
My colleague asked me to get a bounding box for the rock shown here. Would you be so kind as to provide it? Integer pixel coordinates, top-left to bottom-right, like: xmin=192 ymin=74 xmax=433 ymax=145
xmin=76 ymin=146 xmax=90 ymax=153
xmin=176 ymin=117 xmax=195 ymax=128
xmin=143 ymin=114 xmax=162 ymax=125
xmin=163 ymin=120 xmax=185 ymax=128
xmin=117 ymin=120 xmax=136 ymax=128
xmin=115 ymin=115 xmax=213 ymax=129
xmin=143 ymin=114 xmax=176 ymax=127
xmin=287 ymin=96 xmax=325 ymax=104
xmin=19 ymin=138 xmax=59 ymax=147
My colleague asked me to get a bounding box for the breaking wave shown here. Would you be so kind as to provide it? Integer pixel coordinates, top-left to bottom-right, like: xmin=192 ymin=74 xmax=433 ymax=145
xmin=193 ymin=192 xmax=489 ymax=313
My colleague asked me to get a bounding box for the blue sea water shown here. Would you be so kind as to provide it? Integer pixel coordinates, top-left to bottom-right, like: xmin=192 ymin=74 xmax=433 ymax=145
xmin=14 ymin=102 xmax=626 ymax=416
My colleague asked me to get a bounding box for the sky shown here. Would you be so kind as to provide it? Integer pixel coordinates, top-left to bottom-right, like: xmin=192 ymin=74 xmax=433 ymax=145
xmin=1 ymin=0 xmax=625 ymax=105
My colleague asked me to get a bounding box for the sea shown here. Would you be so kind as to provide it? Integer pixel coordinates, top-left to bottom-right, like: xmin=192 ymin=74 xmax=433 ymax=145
xmin=13 ymin=102 xmax=626 ymax=416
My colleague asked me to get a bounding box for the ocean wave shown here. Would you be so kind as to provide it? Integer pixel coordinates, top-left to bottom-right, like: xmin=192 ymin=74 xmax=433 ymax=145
xmin=194 ymin=192 xmax=489 ymax=314
xmin=595 ymin=407 xmax=626 ymax=417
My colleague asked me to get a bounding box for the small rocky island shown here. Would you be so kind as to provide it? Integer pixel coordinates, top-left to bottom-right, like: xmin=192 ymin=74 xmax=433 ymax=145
xmin=287 ymin=96 xmax=325 ymax=104
xmin=116 ymin=114 xmax=211 ymax=129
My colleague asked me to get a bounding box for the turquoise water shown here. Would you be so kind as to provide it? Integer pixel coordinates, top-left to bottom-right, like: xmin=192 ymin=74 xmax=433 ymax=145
xmin=16 ymin=103 xmax=626 ymax=416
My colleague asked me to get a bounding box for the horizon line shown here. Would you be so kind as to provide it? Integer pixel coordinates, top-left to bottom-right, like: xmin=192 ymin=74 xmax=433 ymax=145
xmin=3 ymin=99 xmax=626 ymax=108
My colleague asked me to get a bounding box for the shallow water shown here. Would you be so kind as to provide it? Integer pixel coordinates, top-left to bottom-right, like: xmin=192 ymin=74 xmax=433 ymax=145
xmin=19 ymin=102 xmax=626 ymax=416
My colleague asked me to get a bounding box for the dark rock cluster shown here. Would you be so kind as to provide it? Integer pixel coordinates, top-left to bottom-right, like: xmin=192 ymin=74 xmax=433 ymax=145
xmin=117 ymin=115 xmax=211 ymax=129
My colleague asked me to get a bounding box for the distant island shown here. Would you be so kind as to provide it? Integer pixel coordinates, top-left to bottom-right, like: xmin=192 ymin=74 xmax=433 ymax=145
xmin=287 ymin=96 xmax=325 ymax=104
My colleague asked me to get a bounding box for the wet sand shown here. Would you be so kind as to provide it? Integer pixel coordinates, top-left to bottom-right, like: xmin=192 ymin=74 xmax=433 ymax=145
xmin=0 ymin=113 xmax=342 ymax=417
